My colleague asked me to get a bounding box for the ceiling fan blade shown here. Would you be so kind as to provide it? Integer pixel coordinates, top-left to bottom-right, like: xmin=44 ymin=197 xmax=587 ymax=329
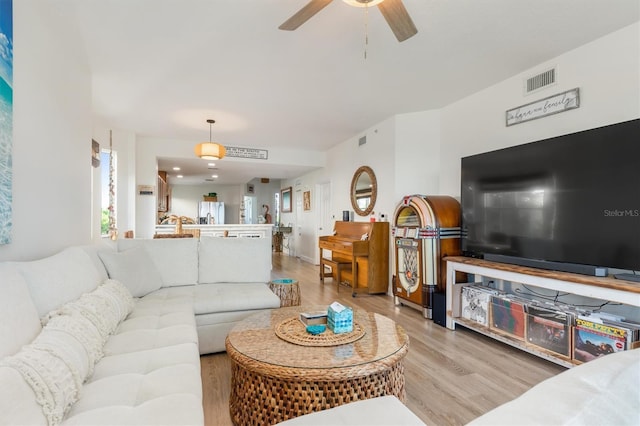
xmin=279 ymin=0 xmax=334 ymax=31
xmin=377 ymin=0 xmax=418 ymax=42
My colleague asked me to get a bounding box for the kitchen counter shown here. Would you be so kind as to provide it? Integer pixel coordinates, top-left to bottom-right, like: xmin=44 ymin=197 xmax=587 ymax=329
xmin=155 ymin=224 xmax=274 ymax=238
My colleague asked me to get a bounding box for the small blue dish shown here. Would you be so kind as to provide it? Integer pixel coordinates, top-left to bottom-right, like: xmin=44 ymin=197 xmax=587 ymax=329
xmin=306 ymin=324 xmax=326 ymax=335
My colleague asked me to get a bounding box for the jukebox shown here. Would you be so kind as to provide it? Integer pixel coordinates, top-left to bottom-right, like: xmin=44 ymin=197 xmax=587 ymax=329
xmin=392 ymin=195 xmax=462 ymax=319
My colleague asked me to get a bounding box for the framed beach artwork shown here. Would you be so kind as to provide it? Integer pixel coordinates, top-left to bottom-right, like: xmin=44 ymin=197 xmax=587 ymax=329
xmin=303 ymin=190 xmax=311 ymax=211
xmin=0 ymin=0 xmax=13 ymax=244
xmin=91 ymin=139 xmax=100 ymax=167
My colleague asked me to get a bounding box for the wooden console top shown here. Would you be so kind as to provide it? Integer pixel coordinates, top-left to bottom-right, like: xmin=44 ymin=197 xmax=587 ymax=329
xmin=444 ymin=256 xmax=640 ymax=295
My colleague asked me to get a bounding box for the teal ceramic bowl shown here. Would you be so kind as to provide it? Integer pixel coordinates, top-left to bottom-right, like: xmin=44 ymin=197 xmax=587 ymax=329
xmin=306 ymin=324 xmax=326 ymax=335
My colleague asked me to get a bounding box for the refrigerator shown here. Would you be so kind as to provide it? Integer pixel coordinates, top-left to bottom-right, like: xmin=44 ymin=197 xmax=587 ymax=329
xmin=198 ymin=202 xmax=225 ymax=224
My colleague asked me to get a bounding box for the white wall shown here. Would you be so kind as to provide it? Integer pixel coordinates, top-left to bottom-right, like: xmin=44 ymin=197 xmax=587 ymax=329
xmin=0 ymin=0 xmax=92 ymax=261
xmin=395 ymin=110 xmax=441 ymax=197
xmin=439 ymin=23 xmax=640 ymax=197
xmin=292 ymin=23 xmax=640 ymax=267
xmin=325 ymin=116 xmax=397 ymax=222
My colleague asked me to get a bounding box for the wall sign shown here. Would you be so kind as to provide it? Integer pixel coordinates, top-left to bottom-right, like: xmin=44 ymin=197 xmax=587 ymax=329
xmin=138 ymin=185 xmax=155 ymax=196
xmin=225 ymin=146 xmax=268 ymax=160
xmin=506 ymin=88 xmax=580 ymax=127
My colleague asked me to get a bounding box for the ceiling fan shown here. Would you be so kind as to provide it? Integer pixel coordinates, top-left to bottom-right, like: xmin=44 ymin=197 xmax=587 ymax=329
xmin=279 ymin=0 xmax=418 ymax=42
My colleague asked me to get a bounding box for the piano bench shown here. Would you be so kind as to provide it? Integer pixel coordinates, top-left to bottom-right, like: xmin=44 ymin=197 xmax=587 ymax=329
xmin=320 ymin=258 xmax=352 ymax=286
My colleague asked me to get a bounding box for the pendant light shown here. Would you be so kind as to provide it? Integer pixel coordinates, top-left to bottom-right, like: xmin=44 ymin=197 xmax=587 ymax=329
xmin=194 ymin=119 xmax=226 ymax=160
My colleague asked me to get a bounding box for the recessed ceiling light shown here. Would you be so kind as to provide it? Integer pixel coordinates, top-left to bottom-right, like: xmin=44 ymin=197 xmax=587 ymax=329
xmin=177 ymin=175 xmax=183 ymax=178
xmin=208 ymin=163 xmax=216 ymax=167
xmin=173 ymin=167 xmax=181 ymax=171
xmin=211 ymin=174 xmax=218 ymax=178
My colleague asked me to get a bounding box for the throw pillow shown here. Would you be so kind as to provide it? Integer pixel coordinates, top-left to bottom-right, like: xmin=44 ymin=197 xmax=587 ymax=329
xmin=44 ymin=314 xmax=104 ymax=375
xmin=98 ymin=246 xmax=164 ymax=297
xmin=44 ymin=279 xmax=134 ymax=344
xmin=93 ymin=279 xmax=135 ymax=327
xmin=0 ymin=321 xmax=91 ymax=426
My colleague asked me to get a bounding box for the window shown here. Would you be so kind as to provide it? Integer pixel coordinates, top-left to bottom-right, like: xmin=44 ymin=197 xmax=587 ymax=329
xmin=275 ymin=191 xmax=280 ymax=225
xmin=100 ymin=150 xmax=117 ymax=236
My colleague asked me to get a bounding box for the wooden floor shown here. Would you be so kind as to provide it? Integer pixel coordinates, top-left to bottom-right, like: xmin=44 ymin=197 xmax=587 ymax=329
xmin=201 ymin=253 xmax=565 ymax=426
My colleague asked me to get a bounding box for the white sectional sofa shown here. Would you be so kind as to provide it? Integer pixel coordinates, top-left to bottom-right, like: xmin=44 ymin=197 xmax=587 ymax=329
xmin=5 ymin=234 xmax=636 ymax=426
xmin=0 ymin=236 xmax=280 ymax=425
xmin=468 ymin=347 xmax=640 ymax=425
xmin=283 ymin=348 xmax=640 ymax=426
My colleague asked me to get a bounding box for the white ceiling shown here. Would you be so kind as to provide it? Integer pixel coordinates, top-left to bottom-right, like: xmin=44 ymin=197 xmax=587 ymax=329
xmin=56 ymin=0 xmax=639 ymax=185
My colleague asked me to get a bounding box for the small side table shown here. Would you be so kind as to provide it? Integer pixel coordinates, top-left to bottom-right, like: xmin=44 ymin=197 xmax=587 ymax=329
xmin=269 ymin=278 xmax=301 ymax=307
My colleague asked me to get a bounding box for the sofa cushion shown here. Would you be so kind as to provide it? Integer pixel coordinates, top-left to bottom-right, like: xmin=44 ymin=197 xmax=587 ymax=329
xmin=98 ymin=246 xmax=163 ymax=297
xmin=0 ymin=367 xmax=47 ymax=425
xmin=104 ymin=295 xmax=197 ymax=356
xmin=147 ymin=284 xmax=281 ymax=315
xmin=16 ymin=247 xmax=102 ymax=318
xmin=91 ymin=343 xmax=200 ymax=381
xmin=198 ymin=236 xmax=271 ymax=283
xmin=277 ymin=395 xmax=426 ymax=425
xmin=117 ymin=238 xmax=199 ymax=287
xmin=63 ymin=363 xmax=203 ymax=426
xmin=0 ymin=263 xmax=42 ymax=357
xmin=194 ymin=283 xmax=281 ymax=313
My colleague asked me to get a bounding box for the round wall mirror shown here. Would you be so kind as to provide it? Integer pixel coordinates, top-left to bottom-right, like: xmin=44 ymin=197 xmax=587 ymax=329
xmin=350 ymin=165 xmax=377 ymax=216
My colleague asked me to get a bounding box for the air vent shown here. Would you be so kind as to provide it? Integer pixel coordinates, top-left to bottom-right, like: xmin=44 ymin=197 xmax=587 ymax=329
xmin=204 ymin=178 xmax=216 ymax=182
xmin=525 ymin=67 xmax=556 ymax=94
xmin=358 ymin=136 xmax=367 ymax=146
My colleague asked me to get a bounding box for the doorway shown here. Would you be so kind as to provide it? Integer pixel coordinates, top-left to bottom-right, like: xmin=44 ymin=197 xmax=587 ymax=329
xmin=242 ymin=196 xmax=254 ymax=224
xmin=314 ymin=182 xmax=332 ymax=264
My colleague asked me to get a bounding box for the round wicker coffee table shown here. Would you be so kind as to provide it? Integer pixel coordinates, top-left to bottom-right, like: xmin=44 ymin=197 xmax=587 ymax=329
xmin=225 ymin=305 xmax=409 ymax=425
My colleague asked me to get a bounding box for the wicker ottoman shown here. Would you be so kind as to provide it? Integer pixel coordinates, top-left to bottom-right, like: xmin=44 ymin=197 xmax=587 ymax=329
xmin=268 ymin=278 xmax=301 ymax=307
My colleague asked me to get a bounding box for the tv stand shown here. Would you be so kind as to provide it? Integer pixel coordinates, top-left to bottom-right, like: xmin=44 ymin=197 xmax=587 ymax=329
xmin=615 ymin=273 xmax=640 ymax=283
xmin=483 ymin=254 xmax=608 ymax=277
xmin=445 ymin=256 xmax=640 ymax=367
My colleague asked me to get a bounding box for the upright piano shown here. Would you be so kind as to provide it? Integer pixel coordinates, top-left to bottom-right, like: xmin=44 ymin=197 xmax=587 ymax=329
xmin=318 ymin=221 xmax=389 ymax=295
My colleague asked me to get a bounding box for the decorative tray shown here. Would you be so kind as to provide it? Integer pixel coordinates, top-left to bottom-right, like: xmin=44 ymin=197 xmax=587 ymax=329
xmin=274 ymin=316 xmax=365 ymax=347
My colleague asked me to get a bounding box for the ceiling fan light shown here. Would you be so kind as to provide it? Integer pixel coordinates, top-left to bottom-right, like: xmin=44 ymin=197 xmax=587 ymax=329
xmin=342 ymin=0 xmax=385 ymax=7
xmin=195 ymin=142 xmax=226 ymax=160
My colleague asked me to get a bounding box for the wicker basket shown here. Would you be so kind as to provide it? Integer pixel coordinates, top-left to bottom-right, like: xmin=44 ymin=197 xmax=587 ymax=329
xmin=203 ymin=196 xmax=217 ymax=201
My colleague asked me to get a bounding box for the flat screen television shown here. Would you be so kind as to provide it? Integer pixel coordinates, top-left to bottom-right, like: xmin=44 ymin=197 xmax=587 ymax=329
xmin=460 ymin=118 xmax=640 ymax=276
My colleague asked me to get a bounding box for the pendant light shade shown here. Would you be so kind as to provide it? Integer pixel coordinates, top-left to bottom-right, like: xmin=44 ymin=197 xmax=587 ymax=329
xmin=194 ymin=142 xmax=226 ymax=160
xmin=195 ymin=119 xmax=226 ymax=160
